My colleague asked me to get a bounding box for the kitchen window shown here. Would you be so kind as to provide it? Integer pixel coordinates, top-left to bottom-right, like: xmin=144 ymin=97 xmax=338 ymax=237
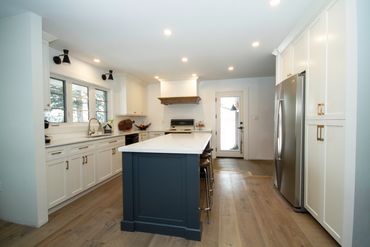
xmin=45 ymin=78 xmax=66 ymax=123
xmin=95 ymin=89 xmax=108 ymax=123
xmin=72 ymin=83 xmax=89 ymax=122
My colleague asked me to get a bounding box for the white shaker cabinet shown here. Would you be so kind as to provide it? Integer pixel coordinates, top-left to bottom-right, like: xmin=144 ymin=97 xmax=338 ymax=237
xmin=67 ymin=155 xmax=83 ymax=197
xmin=112 ymin=146 xmax=122 ymax=174
xmin=326 ymin=0 xmax=346 ymax=119
xmin=47 ymin=158 xmax=68 ymax=208
xmin=305 ymin=120 xmax=345 ymax=243
xmin=292 ymin=32 xmax=309 ymax=74
xmin=280 ymin=47 xmax=294 ymax=81
xmin=307 ymin=0 xmax=346 ymax=120
xmin=82 ymin=153 xmax=96 ymax=189
xmin=307 ymin=14 xmax=327 ymax=118
xmin=96 ymin=147 xmax=113 ymax=182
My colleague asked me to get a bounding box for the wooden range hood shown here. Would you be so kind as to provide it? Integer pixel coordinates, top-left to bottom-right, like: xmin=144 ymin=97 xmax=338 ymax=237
xmin=158 ymin=96 xmax=201 ymax=105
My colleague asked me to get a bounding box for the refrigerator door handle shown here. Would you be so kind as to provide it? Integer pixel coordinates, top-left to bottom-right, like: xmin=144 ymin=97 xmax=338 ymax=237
xmin=277 ymin=99 xmax=283 ymax=160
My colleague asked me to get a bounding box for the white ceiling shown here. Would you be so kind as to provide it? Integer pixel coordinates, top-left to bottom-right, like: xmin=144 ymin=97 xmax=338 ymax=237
xmin=0 ymin=0 xmax=329 ymax=82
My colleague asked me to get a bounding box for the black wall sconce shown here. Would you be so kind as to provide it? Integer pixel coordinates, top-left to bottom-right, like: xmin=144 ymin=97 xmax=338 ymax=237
xmin=53 ymin=49 xmax=71 ymax=64
xmin=102 ymin=70 xmax=114 ymax=80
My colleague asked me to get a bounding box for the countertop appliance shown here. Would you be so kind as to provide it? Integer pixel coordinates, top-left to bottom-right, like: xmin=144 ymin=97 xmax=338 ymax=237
xmin=274 ymin=72 xmax=305 ymax=211
xmin=165 ymin=119 xmax=194 ymax=134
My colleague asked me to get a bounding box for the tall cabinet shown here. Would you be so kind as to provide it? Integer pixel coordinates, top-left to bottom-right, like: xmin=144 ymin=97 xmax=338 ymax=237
xmin=276 ymin=0 xmax=346 ymax=244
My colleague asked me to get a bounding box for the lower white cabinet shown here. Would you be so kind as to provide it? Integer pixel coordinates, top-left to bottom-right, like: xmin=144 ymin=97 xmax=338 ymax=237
xmin=47 ymin=158 xmax=68 ymax=208
xmin=112 ymin=146 xmax=122 ymax=174
xmin=46 ymin=136 xmax=126 ymax=210
xmin=139 ymin=132 xmax=149 ymax=141
xmin=67 ymin=155 xmax=83 ymax=197
xmin=96 ymin=147 xmax=113 ymax=182
xmin=82 ymin=153 xmax=95 ymax=189
xmin=305 ymin=120 xmax=345 ymax=244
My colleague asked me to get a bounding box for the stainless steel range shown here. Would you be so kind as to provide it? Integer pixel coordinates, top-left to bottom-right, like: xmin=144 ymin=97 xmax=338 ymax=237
xmin=165 ymin=119 xmax=194 ymax=134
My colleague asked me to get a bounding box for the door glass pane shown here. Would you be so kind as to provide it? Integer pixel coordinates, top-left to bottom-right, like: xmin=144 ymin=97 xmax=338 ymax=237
xmin=72 ymin=84 xmax=89 ymax=122
xmin=220 ymin=96 xmax=241 ymax=151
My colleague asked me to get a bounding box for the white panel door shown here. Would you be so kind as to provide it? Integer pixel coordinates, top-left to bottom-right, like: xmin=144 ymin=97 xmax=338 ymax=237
xmin=293 ymin=32 xmax=309 ymax=74
xmin=305 ymin=122 xmax=325 ymax=220
xmin=82 ymin=153 xmax=96 ymax=189
xmin=281 ymin=47 xmax=293 ymax=81
xmin=323 ymin=123 xmax=345 ymax=243
xmin=307 ymin=15 xmax=327 ymax=118
xmin=96 ymin=148 xmax=112 ymax=182
xmin=112 ymin=146 xmax=122 ymax=174
xmin=67 ymin=155 xmax=83 ymax=197
xmin=47 ymin=159 xmax=67 ymax=208
xmin=326 ymin=0 xmax=346 ymax=119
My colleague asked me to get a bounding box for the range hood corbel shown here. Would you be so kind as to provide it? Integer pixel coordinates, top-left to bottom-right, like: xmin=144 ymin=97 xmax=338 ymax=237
xmin=158 ymin=96 xmax=201 ymax=105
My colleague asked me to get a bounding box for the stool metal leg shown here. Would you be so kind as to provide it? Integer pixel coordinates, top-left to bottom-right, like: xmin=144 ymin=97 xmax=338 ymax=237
xmin=203 ymin=167 xmax=210 ymax=224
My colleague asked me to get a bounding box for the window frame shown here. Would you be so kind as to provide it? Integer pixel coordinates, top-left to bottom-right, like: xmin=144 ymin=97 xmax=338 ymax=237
xmin=71 ymin=82 xmax=90 ymax=123
xmin=95 ymin=88 xmax=108 ymax=123
xmin=47 ymin=77 xmax=67 ymax=123
xmin=48 ymin=73 xmax=110 ymax=125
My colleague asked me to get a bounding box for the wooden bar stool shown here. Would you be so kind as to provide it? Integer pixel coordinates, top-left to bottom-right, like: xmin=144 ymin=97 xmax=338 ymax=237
xmin=202 ymin=148 xmax=214 ymax=187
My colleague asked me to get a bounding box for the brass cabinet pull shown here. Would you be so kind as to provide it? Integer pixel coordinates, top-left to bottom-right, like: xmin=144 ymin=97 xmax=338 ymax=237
xmin=317 ymin=103 xmax=325 ymax=116
xmin=317 ymin=125 xmax=325 ymax=141
xmin=66 ymin=161 xmax=69 ymax=170
xmin=82 ymin=156 xmax=86 ymax=165
xmin=109 ymin=140 xmax=118 ymax=144
xmin=51 ymin=151 xmax=62 ymax=155
xmin=79 ymin=146 xmax=89 ymax=150
xmin=112 ymin=148 xmax=116 ymax=155
xmin=85 ymin=155 xmax=88 ymax=164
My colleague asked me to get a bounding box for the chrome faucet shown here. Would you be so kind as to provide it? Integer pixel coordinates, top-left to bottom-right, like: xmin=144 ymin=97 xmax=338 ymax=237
xmin=87 ymin=118 xmax=102 ymax=136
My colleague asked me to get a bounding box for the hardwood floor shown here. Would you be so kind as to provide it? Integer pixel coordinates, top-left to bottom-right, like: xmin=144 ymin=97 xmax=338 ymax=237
xmin=0 ymin=159 xmax=338 ymax=247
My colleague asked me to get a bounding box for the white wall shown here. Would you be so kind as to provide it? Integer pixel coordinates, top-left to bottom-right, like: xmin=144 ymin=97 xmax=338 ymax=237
xmin=0 ymin=12 xmax=47 ymax=227
xmin=146 ymin=77 xmax=275 ymax=160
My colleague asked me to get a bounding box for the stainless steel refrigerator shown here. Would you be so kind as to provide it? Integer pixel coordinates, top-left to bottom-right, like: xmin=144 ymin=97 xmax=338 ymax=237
xmin=273 ymin=72 xmax=305 ymax=210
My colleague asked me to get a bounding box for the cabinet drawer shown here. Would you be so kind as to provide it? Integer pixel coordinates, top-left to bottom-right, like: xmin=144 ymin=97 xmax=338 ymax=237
xmin=96 ymin=138 xmax=123 ymax=148
xmin=70 ymin=143 xmax=95 ymax=155
xmin=46 ymin=147 xmax=68 ymax=161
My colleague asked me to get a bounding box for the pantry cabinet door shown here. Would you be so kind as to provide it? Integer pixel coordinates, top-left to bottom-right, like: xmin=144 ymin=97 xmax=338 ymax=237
xmin=293 ymin=32 xmax=309 ymax=74
xmin=326 ymin=0 xmax=346 ymax=119
xmin=280 ymin=47 xmax=293 ymax=81
xmin=304 ymin=123 xmax=325 ymax=220
xmin=47 ymin=159 xmax=67 ymax=208
xmin=307 ymin=15 xmax=327 ymax=118
xmin=323 ymin=123 xmax=345 ymax=243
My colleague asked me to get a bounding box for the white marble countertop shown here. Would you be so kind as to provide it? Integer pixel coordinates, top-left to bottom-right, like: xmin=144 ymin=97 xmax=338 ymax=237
xmin=118 ymin=133 xmax=212 ymax=154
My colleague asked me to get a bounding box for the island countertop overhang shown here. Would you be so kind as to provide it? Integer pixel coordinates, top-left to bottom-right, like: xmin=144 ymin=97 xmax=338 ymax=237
xmin=118 ymin=133 xmax=212 ymax=154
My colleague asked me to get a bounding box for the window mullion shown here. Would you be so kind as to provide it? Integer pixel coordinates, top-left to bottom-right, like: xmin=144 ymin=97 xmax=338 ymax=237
xmin=66 ymin=80 xmax=73 ymax=123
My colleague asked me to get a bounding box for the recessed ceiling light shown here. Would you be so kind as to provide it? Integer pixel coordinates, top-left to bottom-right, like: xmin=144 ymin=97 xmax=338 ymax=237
xmin=270 ymin=0 xmax=280 ymax=7
xmin=228 ymin=66 xmax=234 ymax=71
xmin=252 ymin=41 xmax=260 ymax=47
xmin=163 ymin=29 xmax=172 ymax=37
xmin=181 ymin=57 xmax=188 ymax=63
xmin=93 ymin=58 xmax=100 ymax=63
xmin=192 ymin=74 xmax=197 ymax=77
xmin=154 ymin=76 xmax=160 ymax=80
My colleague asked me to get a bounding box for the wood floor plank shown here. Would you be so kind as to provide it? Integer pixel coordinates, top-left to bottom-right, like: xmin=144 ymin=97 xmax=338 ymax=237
xmin=0 ymin=159 xmax=339 ymax=247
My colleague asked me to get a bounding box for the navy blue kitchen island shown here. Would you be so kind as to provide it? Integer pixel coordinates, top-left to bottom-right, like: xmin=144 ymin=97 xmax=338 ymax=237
xmin=118 ymin=133 xmax=212 ymax=240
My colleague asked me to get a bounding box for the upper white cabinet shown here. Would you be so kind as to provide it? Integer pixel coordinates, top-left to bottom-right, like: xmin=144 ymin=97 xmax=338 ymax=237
xmin=306 ymin=0 xmax=346 ymax=120
xmin=292 ymin=32 xmax=309 ymax=74
xmin=280 ymin=47 xmax=294 ymax=81
xmin=326 ymin=0 xmax=346 ymax=119
xmin=307 ymin=14 xmax=327 ymax=118
xmin=115 ymin=76 xmax=147 ymax=116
